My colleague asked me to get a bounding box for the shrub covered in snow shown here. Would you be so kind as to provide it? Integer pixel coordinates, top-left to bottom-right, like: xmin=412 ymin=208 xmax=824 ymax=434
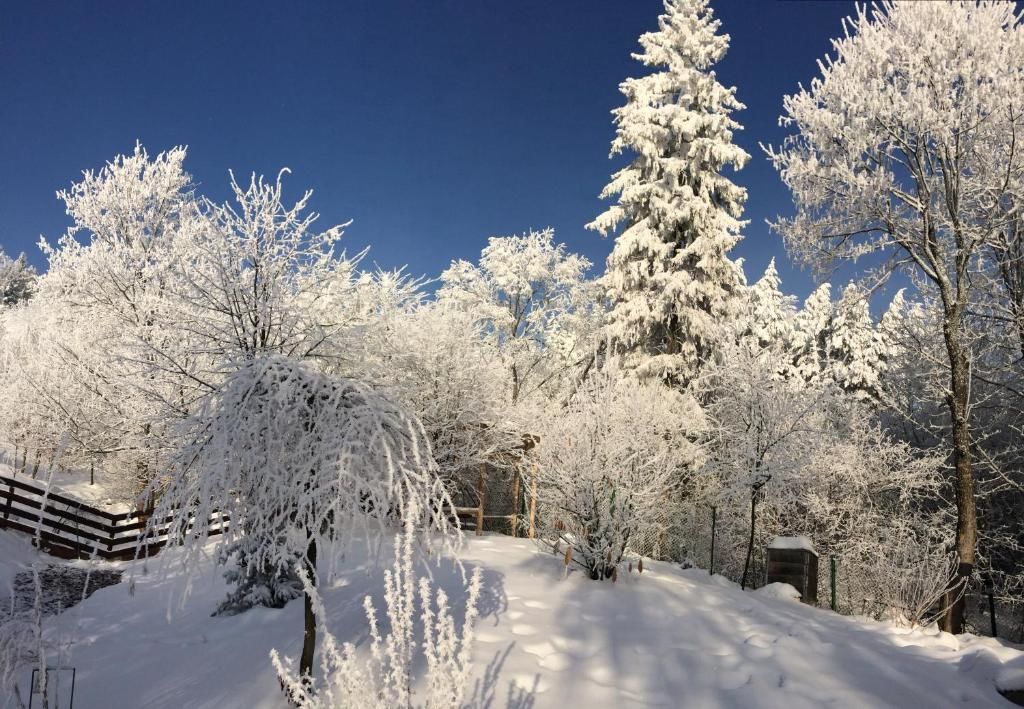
xmin=529 ymin=371 xmax=704 ymax=579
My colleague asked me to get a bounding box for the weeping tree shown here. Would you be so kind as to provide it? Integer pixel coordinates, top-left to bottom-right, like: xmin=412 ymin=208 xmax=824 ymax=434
xmin=149 ymin=355 xmax=455 ymax=682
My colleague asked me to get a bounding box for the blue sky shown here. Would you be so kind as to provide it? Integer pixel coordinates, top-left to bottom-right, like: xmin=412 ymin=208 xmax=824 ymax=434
xmin=0 ymin=0 xmax=857 ymax=299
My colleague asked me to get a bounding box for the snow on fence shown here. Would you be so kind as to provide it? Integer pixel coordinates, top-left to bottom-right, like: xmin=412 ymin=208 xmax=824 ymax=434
xmin=0 ymin=473 xmax=227 ymax=560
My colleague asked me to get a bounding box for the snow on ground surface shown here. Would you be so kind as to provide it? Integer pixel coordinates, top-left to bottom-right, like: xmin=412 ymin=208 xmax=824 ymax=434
xmin=755 ymin=582 xmax=802 ymax=603
xmin=4 ymin=532 xmax=1024 ymax=708
xmin=0 ymin=529 xmax=44 ymax=595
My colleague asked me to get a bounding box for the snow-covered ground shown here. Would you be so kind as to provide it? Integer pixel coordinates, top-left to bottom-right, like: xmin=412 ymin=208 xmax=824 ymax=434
xmin=0 ymin=529 xmax=44 ymax=596
xmin=4 ymin=531 xmax=1024 ymax=708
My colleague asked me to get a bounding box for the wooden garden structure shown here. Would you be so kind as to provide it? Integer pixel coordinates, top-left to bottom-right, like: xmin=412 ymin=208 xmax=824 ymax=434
xmin=451 ymin=433 xmax=539 ymax=538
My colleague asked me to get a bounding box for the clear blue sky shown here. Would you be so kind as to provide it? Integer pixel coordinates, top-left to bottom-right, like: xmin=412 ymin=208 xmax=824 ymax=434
xmin=0 ymin=0 xmax=858 ymax=299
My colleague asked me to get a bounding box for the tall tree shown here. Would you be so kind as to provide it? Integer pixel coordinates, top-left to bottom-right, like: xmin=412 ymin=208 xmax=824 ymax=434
xmin=587 ymin=0 xmax=749 ymax=388
xmin=766 ymin=1 xmax=1024 ymax=633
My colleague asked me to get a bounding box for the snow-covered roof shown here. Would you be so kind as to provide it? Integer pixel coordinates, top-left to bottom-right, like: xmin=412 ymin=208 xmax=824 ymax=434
xmin=768 ymin=536 xmax=817 ymax=556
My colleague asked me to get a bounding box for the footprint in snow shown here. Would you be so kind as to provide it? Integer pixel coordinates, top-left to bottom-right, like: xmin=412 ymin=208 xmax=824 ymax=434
xmin=744 ymin=634 xmax=775 ymax=649
xmin=521 ymin=599 xmax=550 ymax=609
xmin=539 ymin=653 xmax=573 ymax=671
xmin=523 ymin=641 xmax=556 ymax=657
xmin=507 ymin=610 xmax=525 ymax=620
xmin=717 ymin=666 xmax=753 ymax=690
xmin=585 ymin=664 xmax=617 ymax=687
xmin=511 ymin=623 xmax=538 ymax=636
xmin=551 ymin=635 xmax=597 ymax=657
xmin=619 ymin=689 xmax=673 ymax=706
xmin=510 ymin=674 xmax=549 ymax=694
xmin=475 ymin=631 xmax=504 ymax=644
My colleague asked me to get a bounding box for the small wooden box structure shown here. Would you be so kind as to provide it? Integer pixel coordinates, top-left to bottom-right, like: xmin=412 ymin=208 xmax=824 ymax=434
xmin=766 ymin=536 xmax=818 ymax=605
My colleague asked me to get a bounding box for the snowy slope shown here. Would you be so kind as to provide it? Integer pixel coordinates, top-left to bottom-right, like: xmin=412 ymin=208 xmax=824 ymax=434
xmin=11 ymin=533 xmax=1024 ymax=708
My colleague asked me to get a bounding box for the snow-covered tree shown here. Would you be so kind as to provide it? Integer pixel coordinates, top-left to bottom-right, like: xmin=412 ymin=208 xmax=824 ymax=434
xmin=587 ymin=0 xmax=749 ymax=387
xmin=438 ymin=228 xmax=598 ymax=405
xmin=790 ymin=284 xmax=833 ymax=384
xmin=737 ymin=259 xmax=796 ymax=359
xmin=151 ymin=356 xmax=456 ymax=681
xmin=529 ymin=371 xmax=705 ymax=578
xmin=765 ymin=1 xmax=1024 ymax=632
xmin=702 ymin=338 xmax=949 ymax=614
xmin=381 ymin=300 xmax=517 ymax=485
xmin=0 ymin=250 xmax=37 ymax=307
xmin=168 ymin=168 xmax=358 ymax=375
xmin=826 ymin=285 xmax=889 ymax=401
xmin=5 ymin=145 xmax=199 ymax=498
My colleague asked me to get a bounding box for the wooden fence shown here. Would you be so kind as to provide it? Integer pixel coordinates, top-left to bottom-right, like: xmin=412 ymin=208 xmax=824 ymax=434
xmin=0 ymin=473 xmax=226 ymax=561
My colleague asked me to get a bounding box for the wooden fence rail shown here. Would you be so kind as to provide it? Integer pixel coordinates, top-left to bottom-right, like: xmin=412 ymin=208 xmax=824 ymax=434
xmin=0 ymin=473 xmax=226 ymax=561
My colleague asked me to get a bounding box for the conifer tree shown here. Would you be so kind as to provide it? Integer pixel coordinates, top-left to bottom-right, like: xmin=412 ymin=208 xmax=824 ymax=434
xmin=587 ymin=0 xmax=749 ymax=387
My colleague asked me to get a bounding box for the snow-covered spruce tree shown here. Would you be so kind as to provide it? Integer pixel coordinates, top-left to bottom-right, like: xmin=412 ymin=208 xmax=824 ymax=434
xmin=737 ymin=259 xmax=796 ymax=363
xmin=789 ymin=284 xmax=833 ymax=385
xmin=272 ymin=499 xmax=482 ymax=709
xmin=529 ymin=370 xmax=705 ymax=578
xmin=587 ymin=0 xmax=749 ymax=388
xmin=765 ymin=0 xmax=1024 ymax=633
xmin=0 ymin=250 xmax=37 ymax=307
xmin=150 ymin=356 xmax=455 ymax=682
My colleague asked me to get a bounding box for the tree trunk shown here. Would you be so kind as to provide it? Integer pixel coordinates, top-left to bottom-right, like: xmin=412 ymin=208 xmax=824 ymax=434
xmin=940 ymin=331 xmax=977 ymax=635
xmin=299 ymin=538 xmax=318 ymax=682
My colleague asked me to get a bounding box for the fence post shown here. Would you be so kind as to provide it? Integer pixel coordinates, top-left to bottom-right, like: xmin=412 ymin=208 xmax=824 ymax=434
xmin=528 ymin=472 xmax=537 ymax=540
xmin=830 ymin=555 xmax=838 ymax=612
xmin=510 ymin=469 xmax=520 ymax=538
xmin=709 ymin=506 xmax=717 ymax=576
xmin=987 ymin=574 xmax=998 ymax=638
xmin=2 ymin=478 xmax=14 ymax=527
xmin=476 ymin=463 xmax=485 ymax=537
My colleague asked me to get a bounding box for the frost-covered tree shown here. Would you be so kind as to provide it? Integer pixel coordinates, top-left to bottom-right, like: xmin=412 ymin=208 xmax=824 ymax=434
xmin=738 ymin=259 xmax=796 ymax=358
xmin=702 ymin=338 xmax=950 ymax=615
xmin=825 ymin=285 xmax=889 ymax=401
xmin=765 ymin=1 xmax=1024 ymax=632
xmin=0 ymin=250 xmax=37 ymax=307
xmin=530 ymin=371 xmax=705 ymax=578
xmin=587 ymin=0 xmax=749 ymax=387
xmin=790 ymin=284 xmax=833 ymax=384
xmin=381 ymin=300 xmax=517 ymax=484
xmin=439 ymin=228 xmax=597 ymax=405
xmin=168 ymin=168 xmax=358 ymax=375
xmin=151 ymin=356 xmax=455 ymax=681
xmin=6 ymin=145 xmax=199 ymax=498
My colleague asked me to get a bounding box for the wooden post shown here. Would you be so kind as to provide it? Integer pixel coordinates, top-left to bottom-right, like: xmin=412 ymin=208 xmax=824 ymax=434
xmin=528 ymin=469 xmax=537 ymax=540
xmin=510 ymin=470 xmax=520 ymax=537
xmin=476 ymin=463 xmax=485 ymax=537
xmin=1 ymin=479 xmax=12 ymax=528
